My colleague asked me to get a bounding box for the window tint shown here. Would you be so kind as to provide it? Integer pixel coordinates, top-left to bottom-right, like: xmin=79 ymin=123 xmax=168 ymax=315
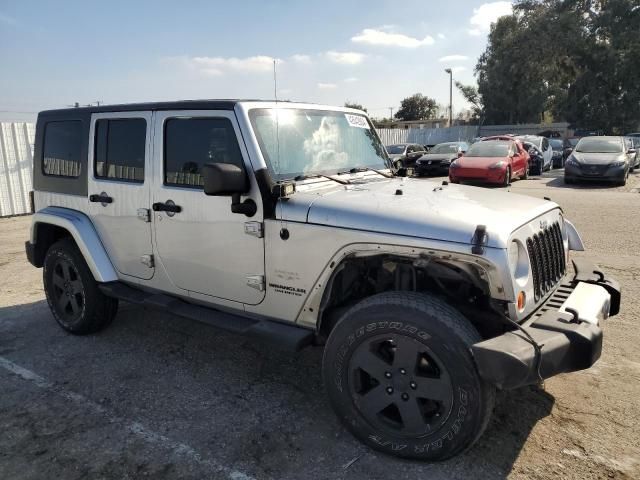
xmin=94 ymin=118 xmax=146 ymax=182
xmin=43 ymin=121 xmax=83 ymax=177
xmin=542 ymin=138 xmax=549 ymax=150
xmin=164 ymin=117 xmax=243 ymax=188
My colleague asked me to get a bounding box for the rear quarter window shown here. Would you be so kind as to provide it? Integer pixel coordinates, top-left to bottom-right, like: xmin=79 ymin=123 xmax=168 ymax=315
xmin=42 ymin=121 xmax=83 ymax=177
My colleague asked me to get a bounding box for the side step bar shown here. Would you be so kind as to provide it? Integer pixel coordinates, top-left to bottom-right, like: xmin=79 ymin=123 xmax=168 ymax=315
xmin=99 ymin=282 xmax=314 ymax=352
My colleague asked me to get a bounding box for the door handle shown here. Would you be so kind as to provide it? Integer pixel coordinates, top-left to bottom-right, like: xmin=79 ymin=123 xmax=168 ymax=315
xmin=152 ymin=201 xmax=182 ymax=214
xmin=89 ymin=193 xmax=113 ymax=204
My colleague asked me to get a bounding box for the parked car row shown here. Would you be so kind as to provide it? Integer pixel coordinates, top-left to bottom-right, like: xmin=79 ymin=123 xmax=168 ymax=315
xmin=386 ymin=133 xmax=638 ymax=187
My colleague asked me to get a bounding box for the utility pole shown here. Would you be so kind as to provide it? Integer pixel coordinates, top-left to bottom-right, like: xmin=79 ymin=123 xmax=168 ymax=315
xmin=444 ymin=68 xmax=453 ymax=127
xmin=389 ymin=107 xmax=393 ymax=120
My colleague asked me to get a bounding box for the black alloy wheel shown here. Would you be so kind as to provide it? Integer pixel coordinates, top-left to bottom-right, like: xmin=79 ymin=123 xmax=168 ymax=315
xmin=50 ymin=256 xmax=85 ymax=324
xmin=348 ymin=333 xmax=453 ymax=438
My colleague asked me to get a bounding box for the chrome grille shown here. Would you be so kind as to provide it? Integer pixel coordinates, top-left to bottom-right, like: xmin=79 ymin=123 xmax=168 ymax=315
xmin=526 ymin=221 xmax=566 ymax=300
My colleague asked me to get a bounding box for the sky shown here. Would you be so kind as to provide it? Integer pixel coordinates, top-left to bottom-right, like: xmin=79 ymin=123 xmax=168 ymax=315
xmin=0 ymin=0 xmax=514 ymax=123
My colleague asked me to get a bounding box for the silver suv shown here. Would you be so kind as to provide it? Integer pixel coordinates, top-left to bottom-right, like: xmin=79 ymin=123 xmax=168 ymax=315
xmin=25 ymin=100 xmax=620 ymax=461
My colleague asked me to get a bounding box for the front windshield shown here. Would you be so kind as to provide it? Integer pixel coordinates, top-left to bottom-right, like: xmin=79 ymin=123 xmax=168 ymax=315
xmin=386 ymin=145 xmax=406 ymax=154
xmin=249 ymin=108 xmax=388 ymax=179
xmin=550 ymin=139 xmax=563 ymax=150
xmin=430 ymin=144 xmax=460 ymax=154
xmin=575 ymin=138 xmax=623 ymax=154
xmin=466 ymin=141 xmax=512 ymax=157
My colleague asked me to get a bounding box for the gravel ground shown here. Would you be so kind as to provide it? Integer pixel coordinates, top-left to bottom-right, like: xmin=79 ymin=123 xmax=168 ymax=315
xmin=1 ymin=169 xmax=639 ymax=479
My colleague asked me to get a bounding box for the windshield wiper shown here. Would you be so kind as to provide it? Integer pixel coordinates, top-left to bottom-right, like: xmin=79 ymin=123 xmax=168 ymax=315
xmin=294 ymin=173 xmax=351 ymax=185
xmin=336 ymin=167 xmax=394 ymax=178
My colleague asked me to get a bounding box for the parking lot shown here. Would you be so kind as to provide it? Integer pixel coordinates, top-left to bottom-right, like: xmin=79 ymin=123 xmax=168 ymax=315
xmin=1 ymin=169 xmax=639 ymax=480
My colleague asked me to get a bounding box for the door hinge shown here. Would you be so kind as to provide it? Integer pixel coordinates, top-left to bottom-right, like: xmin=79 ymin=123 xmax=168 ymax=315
xmin=137 ymin=208 xmax=151 ymax=223
xmin=246 ymin=275 xmax=265 ymax=291
xmin=244 ymin=221 xmax=264 ymax=238
xmin=140 ymin=254 xmax=154 ymax=268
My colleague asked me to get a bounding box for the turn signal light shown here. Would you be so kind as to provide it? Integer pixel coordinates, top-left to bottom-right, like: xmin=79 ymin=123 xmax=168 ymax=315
xmin=517 ymin=291 xmax=526 ymax=311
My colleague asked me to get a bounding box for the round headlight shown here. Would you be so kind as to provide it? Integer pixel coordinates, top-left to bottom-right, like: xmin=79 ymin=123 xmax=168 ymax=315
xmin=508 ymin=241 xmax=519 ymax=275
xmin=509 ymin=240 xmax=530 ymax=285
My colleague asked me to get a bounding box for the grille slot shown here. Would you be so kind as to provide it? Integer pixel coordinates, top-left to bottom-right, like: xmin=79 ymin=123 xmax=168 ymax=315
xmin=526 ymin=221 xmax=566 ymax=300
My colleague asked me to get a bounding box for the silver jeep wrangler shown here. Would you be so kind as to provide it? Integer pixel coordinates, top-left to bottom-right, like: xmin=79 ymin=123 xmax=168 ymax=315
xmin=26 ymin=100 xmax=620 ymax=461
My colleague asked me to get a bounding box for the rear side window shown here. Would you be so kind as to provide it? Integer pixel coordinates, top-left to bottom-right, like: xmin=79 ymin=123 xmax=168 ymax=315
xmin=43 ymin=121 xmax=83 ymax=177
xmin=94 ymin=118 xmax=146 ymax=182
xmin=164 ymin=117 xmax=243 ymax=188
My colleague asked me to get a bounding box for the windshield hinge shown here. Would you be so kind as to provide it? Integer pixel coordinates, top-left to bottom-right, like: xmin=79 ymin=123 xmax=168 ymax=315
xmin=244 ymin=221 xmax=264 ymax=238
xmin=246 ymin=275 xmax=265 ymax=291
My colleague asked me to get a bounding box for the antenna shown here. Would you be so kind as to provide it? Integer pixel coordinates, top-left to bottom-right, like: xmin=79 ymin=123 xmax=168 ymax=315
xmin=273 ymin=59 xmax=278 ymax=102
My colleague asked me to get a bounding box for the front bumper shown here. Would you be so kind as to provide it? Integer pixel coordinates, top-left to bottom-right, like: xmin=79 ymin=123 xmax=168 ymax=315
xmin=415 ymin=160 xmax=451 ymax=174
xmin=564 ymin=162 xmax=626 ymax=181
xmin=471 ymin=259 xmax=621 ymax=390
xmin=450 ymin=167 xmax=507 ymax=184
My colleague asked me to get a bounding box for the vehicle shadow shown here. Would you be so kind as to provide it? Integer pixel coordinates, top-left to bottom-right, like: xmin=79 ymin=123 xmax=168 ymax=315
xmin=0 ymin=300 xmax=556 ymax=479
xmin=542 ymin=168 xmax=624 ymax=189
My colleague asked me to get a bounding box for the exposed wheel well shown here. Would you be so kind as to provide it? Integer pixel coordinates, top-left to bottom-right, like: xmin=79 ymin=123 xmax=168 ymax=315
xmin=317 ymin=254 xmax=504 ymax=342
xmin=31 ymin=223 xmax=73 ymax=267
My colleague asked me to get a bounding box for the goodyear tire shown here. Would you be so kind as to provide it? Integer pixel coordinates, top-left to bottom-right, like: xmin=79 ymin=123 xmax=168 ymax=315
xmin=322 ymin=292 xmax=495 ymax=461
xmin=43 ymin=237 xmax=118 ymax=334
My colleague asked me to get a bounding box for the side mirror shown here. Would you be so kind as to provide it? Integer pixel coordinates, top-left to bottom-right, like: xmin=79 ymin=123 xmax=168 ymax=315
xmin=202 ymin=163 xmax=248 ymax=196
xmin=202 ymin=163 xmax=256 ymax=217
xmin=457 ymin=151 xmax=464 ymax=158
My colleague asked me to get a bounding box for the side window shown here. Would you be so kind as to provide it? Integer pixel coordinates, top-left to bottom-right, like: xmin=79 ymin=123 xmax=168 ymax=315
xmin=164 ymin=117 xmax=244 ymax=188
xmin=407 ymin=145 xmax=415 ymax=154
xmin=42 ymin=121 xmax=83 ymax=177
xmin=542 ymin=138 xmax=549 ymax=151
xmin=94 ymin=118 xmax=146 ymax=182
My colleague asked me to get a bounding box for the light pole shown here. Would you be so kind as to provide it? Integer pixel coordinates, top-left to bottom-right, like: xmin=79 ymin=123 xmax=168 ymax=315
xmin=444 ymin=68 xmax=453 ymax=127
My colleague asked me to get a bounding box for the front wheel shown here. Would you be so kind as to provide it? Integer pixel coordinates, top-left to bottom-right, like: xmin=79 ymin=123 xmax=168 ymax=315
xmin=394 ymin=159 xmax=404 ymax=170
xmin=322 ymin=292 xmax=495 ymax=461
xmin=502 ymin=166 xmax=511 ymax=187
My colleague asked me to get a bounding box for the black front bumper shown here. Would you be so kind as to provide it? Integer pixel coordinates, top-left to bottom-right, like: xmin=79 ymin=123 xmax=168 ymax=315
xmin=471 ymin=260 xmax=621 ymax=390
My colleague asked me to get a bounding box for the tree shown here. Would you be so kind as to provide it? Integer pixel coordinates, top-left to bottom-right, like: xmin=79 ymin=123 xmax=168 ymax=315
xmin=394 ymin=94 xmax=437 ymax=121
xmin=455 ymin=81 xmax=484 ymax=123
xmin=475 ymin=0 xmax=640 ymax=132
xmin=344 ymin=101 xmax=367 ymax=113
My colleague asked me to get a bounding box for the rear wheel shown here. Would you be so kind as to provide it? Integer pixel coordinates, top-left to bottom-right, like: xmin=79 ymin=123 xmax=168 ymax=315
xmin=322 ymin=292 xmax=495 ymax=461
xmin=43 ymin=238 xmax=118 ymax=334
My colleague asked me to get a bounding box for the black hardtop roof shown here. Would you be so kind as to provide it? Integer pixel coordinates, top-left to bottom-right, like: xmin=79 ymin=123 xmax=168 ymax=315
xmin=39 ymin=99 xmax=277 ymax=116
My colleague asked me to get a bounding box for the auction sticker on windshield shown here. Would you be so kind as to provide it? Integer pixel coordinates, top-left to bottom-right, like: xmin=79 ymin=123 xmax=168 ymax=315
xmin=345 ymin=114 xmax=369 ymax=129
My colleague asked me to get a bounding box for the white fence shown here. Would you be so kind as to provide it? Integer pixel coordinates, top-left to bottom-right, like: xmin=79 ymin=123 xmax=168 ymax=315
xmin=376 ymin=126 xmax=480 ymax=146
xmin=0 ymin=123 xmax=35 ymax=217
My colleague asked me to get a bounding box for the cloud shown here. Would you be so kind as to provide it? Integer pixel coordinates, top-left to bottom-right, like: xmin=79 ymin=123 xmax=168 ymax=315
xmin=317 ymin=82 xmax=337 ymax=89
xmin=185 ymin=55 xmax=281 ymax=75
xmin=344 ymin=77 xmax=358 ymax=83
xmin=351 ymin=28 xmax=434 ymax=48
xmin=438 ymin=55 xmax=469 ymax=62
xmin=0 ymin=12 xmax=18 ymax=25
xmin=290 ymin=54 xmax=312 ymax=64
xmin=437 ymin=33 xmax=446 ymax=40
xmin=325 ymin=51 xmax=366 ymax=65
xmin=468 ymin=1 xmax=513 ymax=35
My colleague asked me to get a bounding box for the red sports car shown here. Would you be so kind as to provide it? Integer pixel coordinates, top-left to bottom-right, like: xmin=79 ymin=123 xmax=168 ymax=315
xmin=449 ymin=138 xmax=529 ymax=186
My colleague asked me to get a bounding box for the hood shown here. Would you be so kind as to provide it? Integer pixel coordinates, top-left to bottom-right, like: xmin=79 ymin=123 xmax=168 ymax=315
xmin=278 ymin=177 xmax=557 ymax=248
xmin=456 ymin=156 xmax=508 ymax=168
xmin=572 ymin=151 xmax=626 ymax=165
xmin=418 ymin=153 xmax=456 ymax=162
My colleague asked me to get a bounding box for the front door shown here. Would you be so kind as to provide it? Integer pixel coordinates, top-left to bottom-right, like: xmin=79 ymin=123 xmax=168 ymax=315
xmin=87 ymin=111 xmax=154 ymax=280
xmin=151 ymin=110 xmax=265 ymax=305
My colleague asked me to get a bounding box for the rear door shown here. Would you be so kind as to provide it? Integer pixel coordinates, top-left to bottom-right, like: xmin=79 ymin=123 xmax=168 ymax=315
xmin=87 ymin=112 xmax=154 ymax=280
